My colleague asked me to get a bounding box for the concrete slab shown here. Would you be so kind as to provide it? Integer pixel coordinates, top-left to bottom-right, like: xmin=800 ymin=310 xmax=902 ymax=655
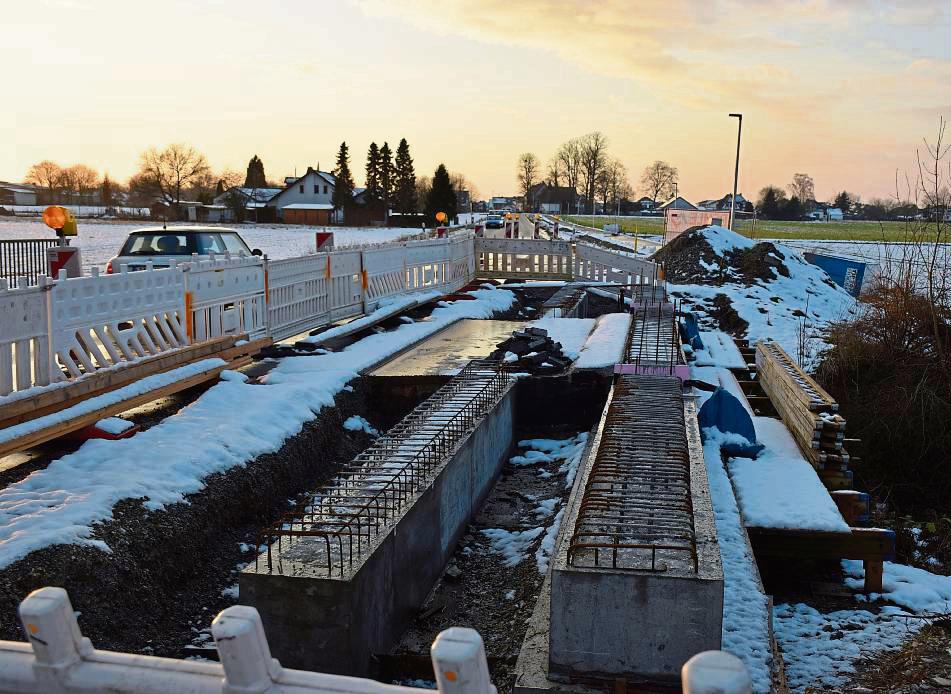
xmin=370 ymin=319 xmax=527 ymax=377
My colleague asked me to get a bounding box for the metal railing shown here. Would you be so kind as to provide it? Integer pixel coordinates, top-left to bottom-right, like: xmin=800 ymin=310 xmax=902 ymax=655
xmin=0 ymin=239 xmax=56 ymax=287
xmin=568 ymin=375 xmax=697 ymax=573
xmin=623 ymin=298 xmax=685 ymax=374
xmin=257 ymin=360 xmax=513 ymax=577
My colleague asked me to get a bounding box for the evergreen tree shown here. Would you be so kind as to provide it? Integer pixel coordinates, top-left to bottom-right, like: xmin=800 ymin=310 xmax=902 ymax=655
xmin=332 ymin=141 xmax=356 ymax=216
xmin=394 ymin=138 xmax=417 ymax=215
xmin=101 ymin=174 xmax=113 ymax=206
xmin=424 ymin=164 xmax=457 ymax=225
xmin=379 ymin=142 xmax=394 ymax=207
xmin=365 ymin=142 xmax=381 ymax=202
xmin=756 ymin=185 xmax=785 ymax=220
xmin=215 ymin=179 xmax=225 ymax=197
xmin=780 ymin=195 xmax=803 ymax=220
xmin=833 ymin=191 xmax=852 ymax=214
xmin=244 ymin=155 xmax=266 ymax=188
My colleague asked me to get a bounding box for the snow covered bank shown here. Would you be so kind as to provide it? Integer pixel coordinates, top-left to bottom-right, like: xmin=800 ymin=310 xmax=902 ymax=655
xmin=574 ymin=313 xmax=632 ymax=368
xmin=661 ymin=226 xmax=857 ymax=363
xmin=0 ymin=288 xmax=515 ymax=569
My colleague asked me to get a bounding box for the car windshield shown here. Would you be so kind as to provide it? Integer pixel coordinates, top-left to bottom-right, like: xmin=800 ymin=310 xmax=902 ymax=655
xmin=119 ymin=232 xmax=251 ymax=256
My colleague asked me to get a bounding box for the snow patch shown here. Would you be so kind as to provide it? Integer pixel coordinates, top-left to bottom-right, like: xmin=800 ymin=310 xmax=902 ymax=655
xmin=343 ymin=415 xmax=379 ymax=437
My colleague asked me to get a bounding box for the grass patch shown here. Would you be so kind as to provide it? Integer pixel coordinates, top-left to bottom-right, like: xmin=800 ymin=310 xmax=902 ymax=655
xmin=565 ymin=215 xmax=945 ymax=242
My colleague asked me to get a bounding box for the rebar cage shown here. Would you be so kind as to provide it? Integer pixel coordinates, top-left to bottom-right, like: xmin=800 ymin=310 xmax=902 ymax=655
xmin=567 ymin=375 xmax=697 ymax=573
xmin=624 ymin=298 xmax=685 ymax=373
xmin=256 ymin=359 xmax=513 ymax=577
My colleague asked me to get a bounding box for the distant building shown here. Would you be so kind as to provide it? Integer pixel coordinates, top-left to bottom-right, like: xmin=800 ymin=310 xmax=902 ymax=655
xmin=697 ymin=193 xmax=751 ymax=212
xmin=657 ymin=196 xmax=699 ymax=211
xmin=809 ymin=207 xmax=844 ymax=221
xmin=637 ymin=197 xmax=656 ymax=211
xmin=527 ymin=183 xmax=577 ymax=214
xmin=0 ymin=182 xmax=39 ymax=206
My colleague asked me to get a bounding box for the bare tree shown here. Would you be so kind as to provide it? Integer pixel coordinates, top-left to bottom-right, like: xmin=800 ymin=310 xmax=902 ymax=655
xmin=555 ymin=139 xmax=583 ymax=206
xmin=517 ymin=153 xmax=540 ymax=209
xmin=137 ymin=143 xmax=211 ymax=204
xmin=415 ymin=175 xmax=432 ymax=214
xmin=24 ymin=160 xmax=62 ymax=203
xmin=578 ymin=132 xmax=608 ymax=214
xmin=65 ymin=164 xmax=100 ymax=204
xmin=547 ymin=157 xmax=562 ymax=187
xmin=640 ymin=161 xmax=678 ymax=204
xmin=788 ymin=173 xmax=815 ymax=208
xmin=450 ymin=171 xmax=480 ymax=201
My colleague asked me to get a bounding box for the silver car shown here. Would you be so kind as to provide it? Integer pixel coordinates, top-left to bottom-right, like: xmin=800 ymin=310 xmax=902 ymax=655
xmin=106 ymin=226 xmax=262 ymax=273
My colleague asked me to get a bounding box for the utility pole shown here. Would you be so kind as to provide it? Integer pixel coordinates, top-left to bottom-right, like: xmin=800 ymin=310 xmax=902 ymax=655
xmin=729 ymin=113 xmax=743 ymax=231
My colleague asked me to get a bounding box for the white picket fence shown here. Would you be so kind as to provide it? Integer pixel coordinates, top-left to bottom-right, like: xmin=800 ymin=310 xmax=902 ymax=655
xmin=0 ymin=233 xmax=657 ymax=398
xmin=0 ymin=586 xmax=750 ymax=694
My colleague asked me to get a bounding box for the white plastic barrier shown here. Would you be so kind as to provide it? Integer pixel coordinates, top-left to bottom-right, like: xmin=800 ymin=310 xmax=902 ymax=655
xmin=0 ymin=279 xmax=51 ymax=395
xmin=475 ymin=238 xmax=574 ymax=279
xmin=48 ymin=266 xmax=188 ymax=379
xmin=182 ymin=255 xmax=268 ymax=342
xmin=0 ymin=586 xmax=496 ymax=694
xmin=574 ymin=242 xmax=658 ymax=285
xmin=265 ymin=255 xmax=332 ymax=342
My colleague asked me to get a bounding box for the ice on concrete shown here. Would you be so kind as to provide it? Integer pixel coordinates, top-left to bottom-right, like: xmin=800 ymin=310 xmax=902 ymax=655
xmin=727 ymin=417 xmax=849 ymax=533
xmin=0 ymin=287 xmax=515 ymax=570
xmin=574 ymin=313 xmax=632 ymax=368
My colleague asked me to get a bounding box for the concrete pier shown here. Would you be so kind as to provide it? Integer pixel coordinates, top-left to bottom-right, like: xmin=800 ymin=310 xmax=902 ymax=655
xmin=241 ymin=363 xmax=516 ymax=676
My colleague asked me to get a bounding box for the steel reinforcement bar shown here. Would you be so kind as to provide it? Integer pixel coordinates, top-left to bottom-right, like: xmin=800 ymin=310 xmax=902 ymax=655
xmin=623 ymin=298 xmax=685 ymax=373
xmin=567 ymin=375 xmax=697 ymax=572
xmin=257 ymin=359 xmax=513 ymax=577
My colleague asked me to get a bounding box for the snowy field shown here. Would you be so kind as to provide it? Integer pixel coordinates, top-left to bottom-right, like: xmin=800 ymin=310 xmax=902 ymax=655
xmin=0 ymin=218 xmax=426 ymax=273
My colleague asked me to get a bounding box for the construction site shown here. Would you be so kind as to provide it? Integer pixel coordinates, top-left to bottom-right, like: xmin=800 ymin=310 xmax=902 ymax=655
xmin=0 ymin=213 xmax=940 ymax=694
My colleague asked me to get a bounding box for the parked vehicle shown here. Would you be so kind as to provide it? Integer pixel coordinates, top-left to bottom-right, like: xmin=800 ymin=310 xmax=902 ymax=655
xmin=106 ymin=227 xmax=261 ymax=273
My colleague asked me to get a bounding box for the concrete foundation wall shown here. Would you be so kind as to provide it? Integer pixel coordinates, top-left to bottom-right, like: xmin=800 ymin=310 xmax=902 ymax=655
xmin=241 ymin=387 xmax=516 ymax=676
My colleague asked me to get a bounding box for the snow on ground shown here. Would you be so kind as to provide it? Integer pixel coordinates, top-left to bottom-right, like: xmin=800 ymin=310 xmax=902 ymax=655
xmin=574 ymin=313 xmax=632 ymax=368
xmin=669 ymin=226 xmax=858 ymax=364
xmin=94 ymin=417 xmax=135 ymax=435
xmin=343 ymin=415 xmax=379 ymax=437
xmin=727 ymin=417 xmax=849 ymax=533
xmin=701 ymin=428 xmax=773 ymax=693
xmin=0 ymin=218 xmax=425 ymax=274
xmin=844 ymin=559 xmax=951 ymax=614
xmin=528 ymin=316 xmax=595 ymax=360
xmin=0 ymin=287 xmax=515 ymax=569
xmin=480 ymin=527 xmax=545 ymax=567
xmin=517 ymin=434 xmax=589 ymax=488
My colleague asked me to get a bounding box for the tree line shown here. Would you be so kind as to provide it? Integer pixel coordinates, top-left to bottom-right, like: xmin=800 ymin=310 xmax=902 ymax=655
xmin=515 ymin=132 xmax=679 ymax=213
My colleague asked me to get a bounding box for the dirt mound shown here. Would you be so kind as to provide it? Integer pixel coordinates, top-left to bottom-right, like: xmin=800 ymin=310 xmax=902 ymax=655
xmin=652 ymin=227 xmax=789 ymax=286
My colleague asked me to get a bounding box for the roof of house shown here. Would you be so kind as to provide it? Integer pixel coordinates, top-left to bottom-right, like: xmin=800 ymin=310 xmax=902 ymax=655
xmin=0 ymin=182 xmax=40 ymax=194
xmin=658 ymin=196 xmax=699 ymax=211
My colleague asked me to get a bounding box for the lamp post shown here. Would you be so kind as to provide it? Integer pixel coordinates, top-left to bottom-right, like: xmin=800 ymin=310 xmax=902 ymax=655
xmin=729 ymin=113 xmax=743 ymax=231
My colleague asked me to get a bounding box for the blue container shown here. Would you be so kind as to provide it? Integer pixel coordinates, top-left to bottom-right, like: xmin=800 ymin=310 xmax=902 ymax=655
xmin=803 ymin=252 xmax=868 ymax=297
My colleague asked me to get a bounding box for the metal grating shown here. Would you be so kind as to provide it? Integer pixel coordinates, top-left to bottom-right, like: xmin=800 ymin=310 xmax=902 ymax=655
xmin=567 ymin=375 xmax=697 ymax=572
xmin=542 ymin=283 xmax=588 ymax=318
xmin=256 ymin=359 xmax=513 ymax=577
xmin=623 ymin=299 xmax=685 ymax=372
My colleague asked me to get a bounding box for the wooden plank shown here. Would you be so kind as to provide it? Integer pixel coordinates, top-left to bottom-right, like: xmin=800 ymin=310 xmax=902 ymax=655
xmin=748 ymin=526 xmax=896 ymax=562
xmin=0 ymin=336 xmax=238 ymax=427
xmin=0 ymin=357 xmax=252 ymax=458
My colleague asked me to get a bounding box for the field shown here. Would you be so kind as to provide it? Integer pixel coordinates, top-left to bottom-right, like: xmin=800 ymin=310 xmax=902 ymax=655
xmin=564 ymin=215 xmax=945 ymax=242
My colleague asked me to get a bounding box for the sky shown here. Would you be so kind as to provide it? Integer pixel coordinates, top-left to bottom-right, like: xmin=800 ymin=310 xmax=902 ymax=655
xmin=2 ymin=0 xmax=950 ymax=203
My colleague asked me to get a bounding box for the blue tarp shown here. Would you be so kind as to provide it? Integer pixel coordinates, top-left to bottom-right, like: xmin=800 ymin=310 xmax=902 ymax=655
xmin=698 ymin=387 xmax=764 ymax=457
xmin=680 ymin=313 xmax=704 ymax=351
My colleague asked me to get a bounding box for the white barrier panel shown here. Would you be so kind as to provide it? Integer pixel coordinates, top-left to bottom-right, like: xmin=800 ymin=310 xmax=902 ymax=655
xmin=266 ymin=255 xmax=332 ymax=342
xmin=0 ymin=586 xmax=496 ymax=694
xmin=49 ymin=266 xmax=187 ymax=379
xmin=363 ymin=244 xmax=412 ymax=312
xmin=0 ymin=279 xmax=51 ymax=395
xmin=328 ymin=250 xmax=365 ymax=322
xmin=574 ymin=243 xmax=658 ymax=286
xmin=183 ymin=255 xmax=268 ymax=342
xmin=475 ymin=238 xmax=574 ymax=280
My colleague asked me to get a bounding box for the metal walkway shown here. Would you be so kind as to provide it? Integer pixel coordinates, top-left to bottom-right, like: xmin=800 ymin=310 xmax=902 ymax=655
xmin=256 ymin=359 xmax=513 ymax=577
xmin=621 ymin=300 xmax=685 ymax=374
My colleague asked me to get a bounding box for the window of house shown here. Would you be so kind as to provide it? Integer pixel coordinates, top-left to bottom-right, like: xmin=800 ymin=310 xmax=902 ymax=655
xmin=324 ymin=185 xmax=328 ymax=194
xmin=299 ymin=184 xmax=304 ymax=193
xmin=314 ymin=185 xmax=318 ymax=194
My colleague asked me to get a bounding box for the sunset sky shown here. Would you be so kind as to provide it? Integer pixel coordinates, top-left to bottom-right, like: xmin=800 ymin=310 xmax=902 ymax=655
xmin=3 ymin=0 xmax=950 ymax=203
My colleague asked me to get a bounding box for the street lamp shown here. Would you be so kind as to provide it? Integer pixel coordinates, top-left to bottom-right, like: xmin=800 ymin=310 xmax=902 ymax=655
xmin=729 ymin=113 xmax=743 ymax=231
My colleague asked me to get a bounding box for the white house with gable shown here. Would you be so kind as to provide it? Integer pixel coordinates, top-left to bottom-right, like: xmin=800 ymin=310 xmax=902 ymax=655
xmin=268 ymin=167 xmax=339 ymax=224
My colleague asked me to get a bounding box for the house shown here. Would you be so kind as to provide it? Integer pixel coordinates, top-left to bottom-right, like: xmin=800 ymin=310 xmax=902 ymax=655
xmin=527 ymin=183 xmax=578 ymax=214
xmin=267 ymin=167 xmax=338 ymax=224
xmin=657 ymin=196 xmax=699 ymax=211
xmin=637 ymin=197 xmax=656 ymax=211
xmin=808 ymin=207 xmax=844 ymax=222
xmin=0 ymin=182 xmax=40 ymax=206
xmin=490 ymin=196 xmax=519 ymax=211
xmin=456 ymin=189 xmax=471 ymax=214
xmin=212 ymin=187 xmax=283 ymax=222
xmin=698 ymin=193 xmax=751 ymax=212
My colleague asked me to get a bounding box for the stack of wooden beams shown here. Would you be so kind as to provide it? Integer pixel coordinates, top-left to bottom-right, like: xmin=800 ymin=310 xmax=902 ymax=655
xmin=755 ymin=340 xmax=856 ymax=488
